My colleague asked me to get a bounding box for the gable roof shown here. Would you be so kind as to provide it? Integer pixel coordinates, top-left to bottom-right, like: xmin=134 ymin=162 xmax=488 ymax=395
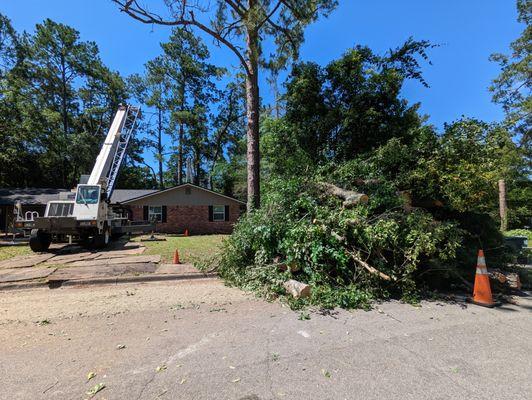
xmin=120 ymin=183 xmax=246 ymax=205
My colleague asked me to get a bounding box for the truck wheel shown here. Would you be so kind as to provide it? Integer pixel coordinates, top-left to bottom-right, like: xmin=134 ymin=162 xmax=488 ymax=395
xmin=29 ymin=229 xmax=51 ymax=252
xmin=93 ymin=225 xmax=111 ymax=249
xmin=79 ymin=233 xmax=91 ymax=248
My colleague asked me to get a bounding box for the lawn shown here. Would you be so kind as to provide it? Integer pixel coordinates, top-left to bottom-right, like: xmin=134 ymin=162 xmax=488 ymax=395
xmin=0 ymin=245 xmax=32 ymax=262
xmin=0 ymin=234 xmax=228 ymax=264
xmin=139 ymin=234 xmax=228 ymax=263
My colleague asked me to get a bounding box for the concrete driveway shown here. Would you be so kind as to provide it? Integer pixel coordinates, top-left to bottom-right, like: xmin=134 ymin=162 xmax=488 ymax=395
xmin=1 ymin=280 xmax=530 ymax=400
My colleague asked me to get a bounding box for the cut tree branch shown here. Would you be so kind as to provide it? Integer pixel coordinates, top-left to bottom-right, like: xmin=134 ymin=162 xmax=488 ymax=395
xmin=113 ymin=0 xmax=252 ymax=77
xmin=317 ymin=182 xmax=369 ymax=207
xmin=348 ymin=251 xmax=395 ymax=282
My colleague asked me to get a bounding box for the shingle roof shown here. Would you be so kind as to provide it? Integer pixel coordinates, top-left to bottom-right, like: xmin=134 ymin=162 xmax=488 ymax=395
xmin=110 ymin=189 xmax=158 ymax=203
xmin=0 ymin=188 xmax=69 ymax=205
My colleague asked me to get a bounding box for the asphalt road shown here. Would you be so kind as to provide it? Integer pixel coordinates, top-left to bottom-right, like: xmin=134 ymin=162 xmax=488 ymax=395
xmin=1 ymin=280 xmax=531 ymax=400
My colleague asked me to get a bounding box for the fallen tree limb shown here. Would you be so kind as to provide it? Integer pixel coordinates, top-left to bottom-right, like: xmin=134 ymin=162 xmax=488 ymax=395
xmin=354 ymin=178 xmax=381 ymax=186
xmin=331 ymin=230 xmax=346 ymax=243
xmin=318 ymin=182 xmax=369 ymax=208
xmin=348 ymin=251 xmax=395 ymax=282
xmin=283 ymin=279 xmax=311 ymax=299
xmin=314 ymin=221 xmax=347 ymax=242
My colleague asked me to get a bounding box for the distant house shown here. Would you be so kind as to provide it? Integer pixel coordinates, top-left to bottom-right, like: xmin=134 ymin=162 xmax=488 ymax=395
xmin=0 ymin=184 xmax=244 ymax=235
xmin=118 ymin=184 xmax=245 ymax=235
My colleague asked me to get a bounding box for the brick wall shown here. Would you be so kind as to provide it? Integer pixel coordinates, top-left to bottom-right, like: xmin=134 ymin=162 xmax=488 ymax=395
xmin=130 ymin=204 xmax=241 ymax=235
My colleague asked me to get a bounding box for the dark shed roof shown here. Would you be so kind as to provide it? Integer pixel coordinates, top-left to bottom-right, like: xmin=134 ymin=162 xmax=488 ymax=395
xmin=0 ymin=188 xmax=68 ymax=205
xmin=0 ymin=188 xmax=159 ymax=205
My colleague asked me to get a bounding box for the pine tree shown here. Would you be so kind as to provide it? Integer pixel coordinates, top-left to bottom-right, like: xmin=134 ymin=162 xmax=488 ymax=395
xmin=113 ymin=0 xmax=338 ymax=210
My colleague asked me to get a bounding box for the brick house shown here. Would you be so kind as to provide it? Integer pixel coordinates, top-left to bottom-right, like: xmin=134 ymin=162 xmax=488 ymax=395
xmin=0 ymin=184 xmax=244 ymax=235
xmin=119 ymin=183 xmax=245 ymax=235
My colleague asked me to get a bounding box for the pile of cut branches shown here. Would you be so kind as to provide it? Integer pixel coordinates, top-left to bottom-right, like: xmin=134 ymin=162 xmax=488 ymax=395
xmin=200 ymin=175 xmax=506 ymax=309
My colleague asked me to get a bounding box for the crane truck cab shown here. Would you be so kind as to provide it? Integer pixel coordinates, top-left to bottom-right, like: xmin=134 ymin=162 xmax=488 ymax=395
xmin=73 ymin=183 xmax=112 ymax=247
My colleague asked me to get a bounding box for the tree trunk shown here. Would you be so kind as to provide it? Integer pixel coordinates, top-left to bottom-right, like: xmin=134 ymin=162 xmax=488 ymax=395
xmin=60 ymin=55 xmax=68 ymax=188
xmin=245 ymin=27 xmax=260 ymax=211
xmin=177 ymin=82 xmax=185 ymax=185
xmin=178 ymin=123 xmax=184 ymax=185
xmin=157 ymin=107 xmax=164 ymax=189
xmin=498 ymin=179 xmax=508 ymax=231
xmin=194 ymin=150 xmax=200 ymax=186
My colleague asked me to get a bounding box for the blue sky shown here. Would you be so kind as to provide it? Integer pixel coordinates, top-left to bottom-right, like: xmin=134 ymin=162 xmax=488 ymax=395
xmin=2 ymin=0 xmax=522 ymax=137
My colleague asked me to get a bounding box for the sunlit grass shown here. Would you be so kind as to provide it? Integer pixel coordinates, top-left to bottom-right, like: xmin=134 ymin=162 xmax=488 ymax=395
xmin=0 ymin=245 xmax=32 ymax=261
xmin=139 ymin=234 xmax=227 ymax=263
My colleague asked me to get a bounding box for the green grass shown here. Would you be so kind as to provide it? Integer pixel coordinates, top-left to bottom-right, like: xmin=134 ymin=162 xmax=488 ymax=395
xmin=0 ymin=234 xmax=228 ymax=264
xmin=0 ymin=245 xmax=32 ymax=261
xmin=139 ymin=234 xmax=228 ymax=263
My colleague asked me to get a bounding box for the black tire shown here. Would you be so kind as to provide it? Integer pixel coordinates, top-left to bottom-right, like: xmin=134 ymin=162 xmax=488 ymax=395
xmin=29 ymin=229 xmax=51 ymax=252
xmin=111 ymin=232 xmax=124 ymax=241
xmin=93 ymin=225 xmax=111 ymax=249
xmin=79 ymin=233 xmax=91 ymax=248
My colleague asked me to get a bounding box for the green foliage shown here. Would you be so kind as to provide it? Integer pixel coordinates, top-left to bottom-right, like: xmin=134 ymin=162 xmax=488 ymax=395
xmin=281 ymin=40 xmax=435 ymax=167
xmin=490 ymin=0 xmax=531 ymax=146
xmin=423 ymin=119 xmax=524 ymax=213
xmin=0 ymin=14 xmax=144 ymax=189
xmin=209 ymin=175 xmax=471 ymax=309
xmin=507 ymin=180 xmax=532 ymax=229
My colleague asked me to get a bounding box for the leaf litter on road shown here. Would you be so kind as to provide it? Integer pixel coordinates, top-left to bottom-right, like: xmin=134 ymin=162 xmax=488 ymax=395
xmin=86 ymin=382 xmax=105 ymax=397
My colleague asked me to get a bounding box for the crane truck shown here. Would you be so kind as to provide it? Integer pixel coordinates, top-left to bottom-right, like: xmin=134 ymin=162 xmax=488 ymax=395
xmin=18 ymin=104 xmax=154 ymax=252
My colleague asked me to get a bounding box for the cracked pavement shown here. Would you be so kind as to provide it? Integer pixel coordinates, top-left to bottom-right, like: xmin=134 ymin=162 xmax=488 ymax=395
xmin=1 ymin=280 xmax=531 ymax=399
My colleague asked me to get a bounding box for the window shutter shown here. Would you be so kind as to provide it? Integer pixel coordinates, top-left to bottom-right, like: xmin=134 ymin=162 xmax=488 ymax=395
xmin=143 ymin=205 xmax=148 ymax=221
xmin=162 ymin=206 xmax=167 ymax=223
xmin=224 ymin=205 xmax=229 ymax=221
xmin=208 ymin=205 xmax=213 ymax=222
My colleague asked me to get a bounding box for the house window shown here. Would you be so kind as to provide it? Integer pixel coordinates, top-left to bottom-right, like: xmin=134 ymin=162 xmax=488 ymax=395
xmin=185 ymin=187 xmax=192 ymax=195
xmin=148 ymin=206 xmax=162 ymax=222
xmin=213 ymin=205 xmax=225 ymax=221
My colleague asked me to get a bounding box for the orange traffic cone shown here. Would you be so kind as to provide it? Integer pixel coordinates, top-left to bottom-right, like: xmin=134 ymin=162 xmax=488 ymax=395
xmin=184 ymin=229 xmax=189 ymax=237
xmin=173 ymin=249 xmax=180 ymax=264
xmin=469 ymin=250 xmax=497 ymax=308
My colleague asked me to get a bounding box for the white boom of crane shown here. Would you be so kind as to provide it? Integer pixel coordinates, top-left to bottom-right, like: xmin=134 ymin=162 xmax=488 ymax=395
xmin=87 ymin=104 xmax=140 ymax=198
xmin=72 ymin=104 xmax=140 ymax=223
